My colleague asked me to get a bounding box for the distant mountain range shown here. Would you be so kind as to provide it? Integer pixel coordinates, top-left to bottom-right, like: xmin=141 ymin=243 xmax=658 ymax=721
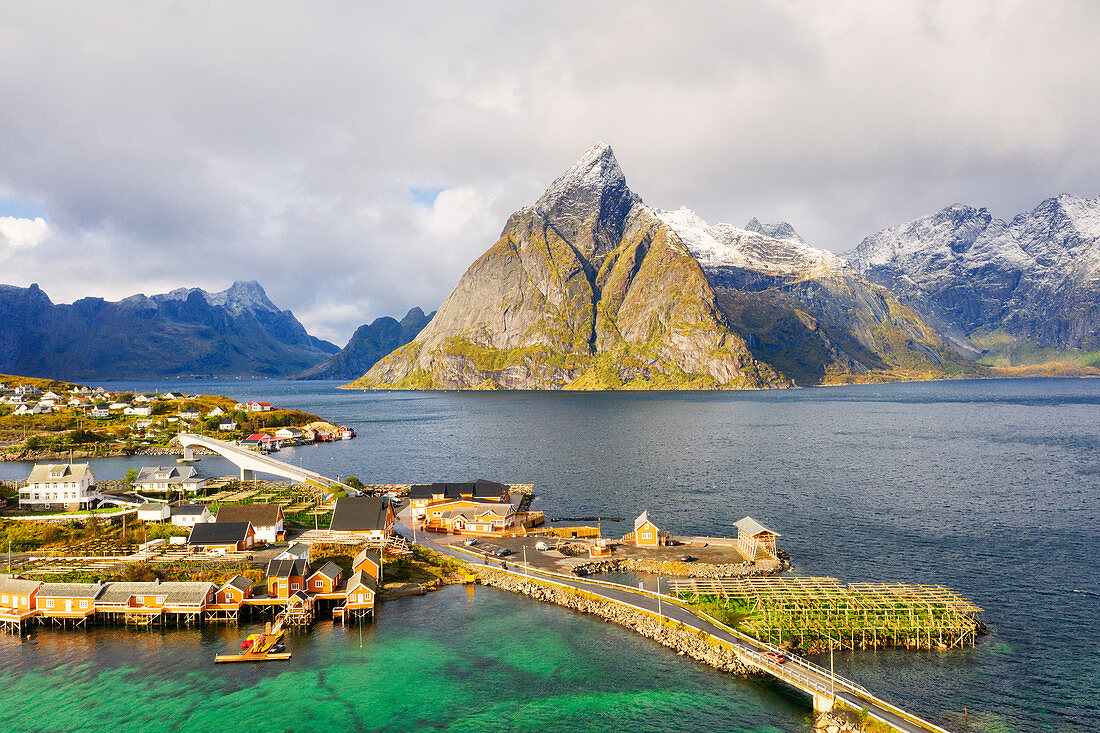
xmin=349 ymin=143 xmax=972 ymax=390
xmin=4 ymin=147 xmax=1096 ymax=386
xmin=294 ymin=307 xmax=433 ymax=380
xmin=0 ymin=281 xmax=339 ymax=380
xmin=847 ymin=195 xmax=1100 ymax=366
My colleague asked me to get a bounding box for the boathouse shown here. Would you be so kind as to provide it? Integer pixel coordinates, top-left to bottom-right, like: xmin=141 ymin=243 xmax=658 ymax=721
xmin=339 ymin=570 xmax=377 ymax=621
xmin=408 ymin=480 xmax=509 ymax=520
xmin=0 ymin=576 xmax=42 ymax=619
xmin=328 ymin=496 xmax=395 ymax=540
xmin=214 ymin=575 xmax=254 ymax=605
xmin=307 ymin=562 xmax=343 ymax=594
xmin=352 ymin=548 xmax=381 ymax=580
xmin=215 ymin=503 xmax=285 ymax=544
xmin=631 ymin=511 xmax=669 ymax=547
xmin=38 ymin=582 xmax=104 ymax=625
xmin=734 ymin=516 xmax=781 ymax=560
xmin=266 ymin=558 xmax=310 ymax=599
xmin=137 ymin=502 xmax=171 ymax=522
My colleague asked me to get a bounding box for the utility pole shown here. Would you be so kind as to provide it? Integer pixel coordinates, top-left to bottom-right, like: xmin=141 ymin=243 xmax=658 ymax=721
xmin=830 ymin=638 xmax=835 ymax=700
xmin=656 ymin=577 xmax=662 ymax=619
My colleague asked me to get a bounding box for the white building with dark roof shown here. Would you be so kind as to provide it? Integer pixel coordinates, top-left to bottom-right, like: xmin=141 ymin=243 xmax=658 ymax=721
xmin=135 ymin=466 xmax=208 ymax=493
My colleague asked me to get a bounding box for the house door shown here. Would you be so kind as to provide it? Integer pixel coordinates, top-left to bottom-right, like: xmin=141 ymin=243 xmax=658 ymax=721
xmin=65 ymin=599 xmax=72 ymax=613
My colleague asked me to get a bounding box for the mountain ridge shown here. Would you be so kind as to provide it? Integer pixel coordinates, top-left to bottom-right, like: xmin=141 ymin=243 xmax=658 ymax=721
xmin=350 ymin=144 xmax=971 ymax=390
xmin=0 ymin=281 xmax=338 ymax=380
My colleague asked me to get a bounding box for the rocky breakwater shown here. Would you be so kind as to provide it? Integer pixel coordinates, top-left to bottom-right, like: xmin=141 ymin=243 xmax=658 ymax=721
xmin=573 ymin=556 xmax=790 ymax=579
xmin=813 ymin=708 xmax=871 ymax=733
xmin=473 ymin=567 xmax=750 ymax=675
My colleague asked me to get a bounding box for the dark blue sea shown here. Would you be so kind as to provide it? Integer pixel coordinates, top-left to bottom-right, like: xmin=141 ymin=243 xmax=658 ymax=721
xmin=1 ymin=377 xmax=1097 ymax=731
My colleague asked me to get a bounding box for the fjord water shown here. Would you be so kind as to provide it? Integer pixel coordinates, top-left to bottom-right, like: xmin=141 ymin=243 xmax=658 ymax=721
xmin=2 ymin=378 xmax=1098 ymax=731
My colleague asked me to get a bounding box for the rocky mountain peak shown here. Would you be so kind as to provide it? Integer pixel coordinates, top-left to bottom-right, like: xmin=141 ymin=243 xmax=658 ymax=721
xmin=532 ymin=143 xmax=640 ymax=260
xmin=155 ymin=280 xmax=280 ymax=316
xmin=744 ymin=217 xmax=804 ymax=243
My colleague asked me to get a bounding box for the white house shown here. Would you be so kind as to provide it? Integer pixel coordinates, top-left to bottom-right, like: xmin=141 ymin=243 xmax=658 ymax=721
xmin=137 ymin=503 xmax=171 ymax=522
xmin=88 ymin=406 xmax=110 ymax=419
xmin=244 ymin=401 xmax=272 ymax=412
xmin=217 ymin=419 xmax=238 ymax=431
xmin=214 ymin=503 xmax=285 ymax=544
xmin=108 ymin=402 xmax=130 ymax=411
xmin=206 ymin=406 xmax=226 ymax=417
xmin=20 ymin=463 xmax=99 ymax=510
xmin=41 ymin=391 xmax=63 ymax=401
xmin=178 ymin=410 xmax=201 ymax=420
xmin=124 ymin=406 xmax=152 ymax=416
xmin=15 ymin=385 xmax=42 ymax=396
xmin=135 ymin=466 xmax=208 ymax=493
xmin=135 ymin=418 xmax=154 ymax=429
xmin=170 ymin=504 xmax=213 ymax=527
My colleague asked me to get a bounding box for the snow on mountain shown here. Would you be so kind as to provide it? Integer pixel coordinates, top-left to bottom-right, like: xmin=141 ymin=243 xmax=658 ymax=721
xmin=848 ymin=195 xmax=1100 ymax=349
xmin=656 ymin=206 xmax=845 ymax=278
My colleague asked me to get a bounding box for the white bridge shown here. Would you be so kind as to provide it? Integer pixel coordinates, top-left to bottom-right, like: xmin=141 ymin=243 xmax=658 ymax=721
xmin=175 ymin=433 xmax=356 ymax=492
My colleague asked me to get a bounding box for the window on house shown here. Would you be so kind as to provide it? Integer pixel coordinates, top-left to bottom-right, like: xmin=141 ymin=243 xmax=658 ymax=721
xmin=291 ymin=583 xmax=299 ymax=591
xmin=80 ymin=600 xmax=88 ymax=609
xmin=640 ymin=532 xmax=653 ymax=540
xmin=315 ymin=580 xmax=322 ymax=588
xmin=45 ymin=599 xmax=54 ymax=608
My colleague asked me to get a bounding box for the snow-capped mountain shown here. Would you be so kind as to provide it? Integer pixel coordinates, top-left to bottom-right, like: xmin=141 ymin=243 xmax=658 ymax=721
xmin=848 ymin=195 xmax=1100 ymax=351
xmin=656 ymin=206 xmax=846 ymax=281
xmin=351 ymin=143 xmax=968 ymax=390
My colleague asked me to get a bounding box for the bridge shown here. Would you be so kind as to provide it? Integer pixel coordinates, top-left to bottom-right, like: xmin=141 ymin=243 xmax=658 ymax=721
xmin=422 ymin=535 xmax=955 ymax=733
xmin=175 ymin=433 xmax=355 ymax=492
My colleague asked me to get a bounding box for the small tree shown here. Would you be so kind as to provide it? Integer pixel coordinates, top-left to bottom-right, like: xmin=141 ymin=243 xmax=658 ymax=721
xmin=124 ymin=468 xmax=138 ymax=488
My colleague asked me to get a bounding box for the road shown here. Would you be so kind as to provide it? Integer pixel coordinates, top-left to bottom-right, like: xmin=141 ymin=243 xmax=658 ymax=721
xmin=415 ymin=531 xmax=953 ymax=733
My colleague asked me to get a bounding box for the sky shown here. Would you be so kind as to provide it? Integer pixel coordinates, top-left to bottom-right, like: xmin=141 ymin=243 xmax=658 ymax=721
xmin=1 ymin=1 xmax=1098 ymax=346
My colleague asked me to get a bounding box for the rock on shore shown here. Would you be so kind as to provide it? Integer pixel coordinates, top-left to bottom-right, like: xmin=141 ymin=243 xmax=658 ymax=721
xmin=473 ymin=567 xmax=750 ymax=675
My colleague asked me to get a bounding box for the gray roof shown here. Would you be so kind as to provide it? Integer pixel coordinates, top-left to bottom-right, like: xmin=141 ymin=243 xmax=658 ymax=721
xmin=353 ymin=548 xmax=380 ymax=570
xmin=277 ymin=542 xmax=311 ymax=560
xmin=0 ymin=575 xmax=43 ymax=594
xmin=329 ymin=496 xmax=392 ymax=532
xmin=734 ymin=516 xmax=779 ymax=538
xmin=266 ymin=558 xmax=309 ymax=578
xmin=635 ymin=510 xmax=655 ymax=531
xmin=310 ymin=561 xmax=342 ymax=581
xmin=216 ymin=503 xmax=283 ymax=526
xmin=137 ymin=465 xmax=198 ymax=482
xmin=172 ymin=504 xmax=209 ymax=516
xmin=408 ymin=480 xmax=507 ymax=501
xmin=98 ymin=581 xmax=212 ymax=605
xmin=27 ymin=463 xmax=93 ymax=485
xmin=38 ymin=582 xmax=105 ymax=599
xmin=187 ymin=522 xmax=252 ymax=546
xmin=219 ymin=575 xmax=254 ymax=593
xmin=138 ymin=502 xmax=169 ymax=512
xmin=346 ymin=570 xmax=378 ymax=592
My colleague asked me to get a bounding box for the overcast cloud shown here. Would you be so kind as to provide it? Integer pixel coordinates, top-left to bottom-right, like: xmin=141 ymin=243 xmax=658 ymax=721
xmin=1 ymin=1 xmax=1098 ymax=344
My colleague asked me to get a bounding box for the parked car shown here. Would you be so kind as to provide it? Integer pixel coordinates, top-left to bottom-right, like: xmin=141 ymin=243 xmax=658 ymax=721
xmin=495 ymin=548 xmax=512 ymax=557
xmin=679 ymin=554 xmax=695 ymax=562
xmin=534 ymin=541 xmax=550 ymax=551
xmin=762 ymin=651 xmax=788 ymax=664
xmin=463 ymin=537 xmax=479 ymax=546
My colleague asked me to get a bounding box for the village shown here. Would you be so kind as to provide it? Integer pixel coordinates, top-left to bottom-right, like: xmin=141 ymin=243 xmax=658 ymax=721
xmin=0 ymin=458 xmax=791 ymax=638
xmin=0 ymin=376 xmax=354 ymax=464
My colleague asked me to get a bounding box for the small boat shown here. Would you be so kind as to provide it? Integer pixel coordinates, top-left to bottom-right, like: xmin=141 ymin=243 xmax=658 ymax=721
xmin=339 ymin=426 xmax=355 ymax=440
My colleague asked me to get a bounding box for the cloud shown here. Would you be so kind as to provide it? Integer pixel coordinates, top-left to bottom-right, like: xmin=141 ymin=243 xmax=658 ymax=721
xmin=0 ymin=1 xmax=1097 ymax=342
xmin=0 ymin=216 xmax=48 ymax=249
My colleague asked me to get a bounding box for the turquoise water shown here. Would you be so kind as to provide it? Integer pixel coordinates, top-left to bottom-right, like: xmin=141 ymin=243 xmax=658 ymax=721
xmin=1 ymin=378 xmax=1098 ymax=730
xmin=0 ymin=587 xmax=805 ymax=732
